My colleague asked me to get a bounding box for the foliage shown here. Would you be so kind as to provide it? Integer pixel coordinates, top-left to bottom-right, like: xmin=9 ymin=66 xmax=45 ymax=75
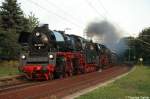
xmin=28 ymin=12 xmax=39 ymax=32
xmin=0 ymin=0 xmax=29 ymax=32
xmin=0 ymin=0 xmax=26 ymax=58
xmin=0 ymin=29 xmax=21 ymax=58
xmin=137 ymin=27 xmax=150 ymax=62
xmin=0 ymin=0 xmax=39 ymax=59
xmin=122 ymin=27 xmax=150 ymax=63
xmin=77 ymin=66 xmax=150 ymax=99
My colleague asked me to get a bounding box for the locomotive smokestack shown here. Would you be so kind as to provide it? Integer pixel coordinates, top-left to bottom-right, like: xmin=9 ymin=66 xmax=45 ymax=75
xmin=43 ymin=24 xmax=49 ymax=29
xmin=44 ymin=24 xmax=49 ymax=28
xmin=39 ymin=24 xmax=49 ymax=29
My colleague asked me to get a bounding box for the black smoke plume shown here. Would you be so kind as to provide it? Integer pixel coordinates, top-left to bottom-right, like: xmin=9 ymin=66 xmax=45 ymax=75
xmin=85 ymin=20 xmax=127 ymax=54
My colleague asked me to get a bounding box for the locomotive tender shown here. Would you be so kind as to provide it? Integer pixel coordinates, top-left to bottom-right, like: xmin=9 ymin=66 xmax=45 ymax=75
xmin=18 ymin=24 xmax=117 ymax=80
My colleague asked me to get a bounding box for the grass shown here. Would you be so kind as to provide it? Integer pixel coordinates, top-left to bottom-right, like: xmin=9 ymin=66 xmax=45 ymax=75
xmin=76 ymin=66 xmax=150 ymax=99
xmin=0 ymin=60 xmax=19 ymax=77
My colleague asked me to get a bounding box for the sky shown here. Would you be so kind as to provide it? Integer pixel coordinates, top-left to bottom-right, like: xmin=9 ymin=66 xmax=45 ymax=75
xmin=1 ymin=0 xmax=150 ymax=37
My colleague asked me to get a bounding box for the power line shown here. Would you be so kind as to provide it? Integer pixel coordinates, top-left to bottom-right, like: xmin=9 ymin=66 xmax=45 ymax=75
xmin=97 ymin=0 xmax=110 ymax=18
xmin=85 ymin=0 xmax=106 ymax=19
xmin=137 ymin=38 xmax=150 ymax=47
xmin=139 ymin=35 xmax=150 ymax=37
xmin=45 ymin=0 xmax=83 ymax=26
xmin=135 ymin=38 xmax=150 ymax=52
xmin=27 ymin=0 xmax=82 ymax=28
xmin=96 ymin=0 xmax=121 ymax=28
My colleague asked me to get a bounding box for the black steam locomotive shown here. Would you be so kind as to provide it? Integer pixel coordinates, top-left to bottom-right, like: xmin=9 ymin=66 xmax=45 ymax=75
xmin=18 ymin=24 xmax=117 ymax=80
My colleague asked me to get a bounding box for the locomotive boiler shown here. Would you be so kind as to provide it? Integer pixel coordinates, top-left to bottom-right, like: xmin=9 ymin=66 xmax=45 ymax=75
xmin=18 ymin=24 xmax=117 ymax=80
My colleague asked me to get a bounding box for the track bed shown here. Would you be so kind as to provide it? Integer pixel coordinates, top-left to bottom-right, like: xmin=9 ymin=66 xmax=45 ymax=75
xmin=0 ymin=65 xmax=132 ymax=99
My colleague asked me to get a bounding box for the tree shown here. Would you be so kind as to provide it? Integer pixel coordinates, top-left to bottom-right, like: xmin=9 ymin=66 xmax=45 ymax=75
xmin=0 ymin=0 xmax=29 ymax=59
xmin=137 ymin=27 xmax=150 ymax=62
xmin=123 ymin=27 xmax=150 ymax=63
xmin=0 ymin=29 xmax=21 ymax=58
xmin=0 ymin=0 xmax=29 ymax=32
xmin=28 ymin=12 xmax=39 ymax=32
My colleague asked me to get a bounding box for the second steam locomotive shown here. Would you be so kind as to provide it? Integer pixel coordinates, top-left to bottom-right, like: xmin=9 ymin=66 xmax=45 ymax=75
xmin=18 ymin=24 xmax=117 ymax=80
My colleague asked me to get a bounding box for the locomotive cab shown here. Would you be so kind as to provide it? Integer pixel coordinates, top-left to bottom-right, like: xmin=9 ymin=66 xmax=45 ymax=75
xmin=53 ymin=30 xmax=67 ymax=51
xmin=84 ymin=41 xmax=98 ymax=64
xmin=67 ymin=35 xmax=86 ymax=51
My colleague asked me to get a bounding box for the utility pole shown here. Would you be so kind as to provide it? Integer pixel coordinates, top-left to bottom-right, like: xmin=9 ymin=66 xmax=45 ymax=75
xmin=128 ymin=47 xmax=131 ymax=62
xmin=133 ymin=46 xmax=136 ymax=60
xmin=128 ymin=36 xmax=131 ymax=62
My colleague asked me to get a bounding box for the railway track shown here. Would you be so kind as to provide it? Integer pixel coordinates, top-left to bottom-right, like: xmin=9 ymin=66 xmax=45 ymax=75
xmin=32 ymin=65 xmax=130 ymax=99
xmin=0 ymin=75 xmax=27 ymax=90
xmin=0 ymin=65 xmax=132 ymax=99
xmin=0 ymin=76 xmax=60 ymax=94
xmin=0 ymin=80 xmax=41 ymax=93
xmin=0 ymin=75 xmax=47 ymax=93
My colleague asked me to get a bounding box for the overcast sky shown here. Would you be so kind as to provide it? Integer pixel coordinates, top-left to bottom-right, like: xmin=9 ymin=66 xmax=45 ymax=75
xmin=1 ymin=0 xmax=150 ymax=37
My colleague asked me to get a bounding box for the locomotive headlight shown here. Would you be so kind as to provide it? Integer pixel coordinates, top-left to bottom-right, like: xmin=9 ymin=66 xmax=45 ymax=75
xmin=35 ymin=32 xmax=40 ymax=36
xmin=49 ymin=54 xmax=54 ymax=59
xmin=21 ymin=55 xmax=26 ymax=59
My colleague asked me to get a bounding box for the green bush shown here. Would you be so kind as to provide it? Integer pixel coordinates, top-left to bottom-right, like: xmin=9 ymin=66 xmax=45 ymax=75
xmin=0 ymin=61 xmax=19 ymax=77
